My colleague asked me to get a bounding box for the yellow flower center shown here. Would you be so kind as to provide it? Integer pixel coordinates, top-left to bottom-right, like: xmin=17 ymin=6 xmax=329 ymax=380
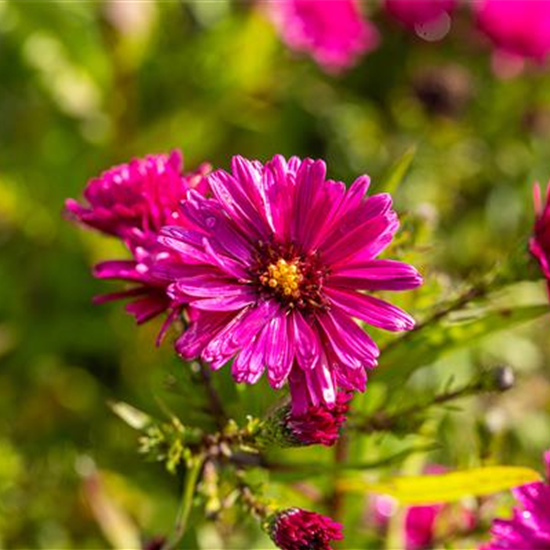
xmin=260 ymin=258 xmax=303 ymax=299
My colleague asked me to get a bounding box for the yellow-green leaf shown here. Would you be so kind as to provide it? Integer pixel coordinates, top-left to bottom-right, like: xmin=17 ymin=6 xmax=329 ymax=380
xmin=339 ymin=466 xmax=542 ymax=505
xmin=379 ymin=145 xmax=417 ymax=194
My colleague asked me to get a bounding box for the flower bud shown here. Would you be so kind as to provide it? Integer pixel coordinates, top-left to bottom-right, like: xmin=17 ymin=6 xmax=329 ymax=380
xmin=480 ymin=365 xmax=515 ymax=393
xmin=258 ymin=393 xmax=351 ymax=448
xmin=266 ymin=508 xmax=343 ymax=550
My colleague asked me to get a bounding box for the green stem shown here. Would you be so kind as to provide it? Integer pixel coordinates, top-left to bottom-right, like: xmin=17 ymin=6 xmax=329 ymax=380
xmin=351 ymin=366 xmax=513 ymax=434
xmin=162 ymin=454 xmax=205 ymax=550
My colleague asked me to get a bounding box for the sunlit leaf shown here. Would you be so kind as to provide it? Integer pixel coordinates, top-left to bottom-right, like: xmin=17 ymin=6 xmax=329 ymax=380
xmin=339 ymin=466 xmax=542 ymax=505
xmin=109 ymin=401 xmax=152 ymax=431
xmin=376 ymin=304 xmax=549 ymax=383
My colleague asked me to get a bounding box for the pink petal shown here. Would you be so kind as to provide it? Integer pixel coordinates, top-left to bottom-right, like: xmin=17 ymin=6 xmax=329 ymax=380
xmin=264 ymin=312 xmax=294 ymax=389
xmin=175 ymin=310 xmax=236 ymax=360
xmin=331 ymin=259 xmax=423 ymax=291
xmin=190 ymin=290 xmax=257 ymax=312
xmin=231 ymin=335 xmax=266 ymax=384
xmin=201 ymin=300 xmax=280 ymax=369
xmin=326 ymin=287 xmax=416 ymax=331
xmin=291 ymin=311 xmax=320 ymax=370
xmin=320 ymin=211 xmax=399 ymax=267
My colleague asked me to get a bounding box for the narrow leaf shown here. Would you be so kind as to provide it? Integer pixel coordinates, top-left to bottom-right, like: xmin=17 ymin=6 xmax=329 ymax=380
xmin=379 ymin=146 xmax=417 ymax=194
xmin=339 ymin=466 xmax=542 ymax=505
xmin=109 ymin=400 xmax=152 ymax=430
xmin=376 ymin=304 xmax=549 ymax=383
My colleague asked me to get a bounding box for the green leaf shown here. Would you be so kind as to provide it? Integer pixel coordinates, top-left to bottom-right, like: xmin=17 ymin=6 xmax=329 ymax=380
xmin=338 ymin=466 xmax=542 ymax=505
xmin=379 ymin=146 xmax=417 ymax=194
xmin=109 ymin=401 xmax=152 ymax=431
xmin=376 ymin=304 xmax=549 ymax=383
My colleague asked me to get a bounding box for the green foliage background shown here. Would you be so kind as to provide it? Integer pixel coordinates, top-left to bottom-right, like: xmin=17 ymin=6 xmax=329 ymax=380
xmin=1 ymin=1 xmax=550 ymax=548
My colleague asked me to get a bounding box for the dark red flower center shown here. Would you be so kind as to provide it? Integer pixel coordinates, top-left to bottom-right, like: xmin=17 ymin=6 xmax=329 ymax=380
xmin=252 ymin=241 xmax=328 ymax=311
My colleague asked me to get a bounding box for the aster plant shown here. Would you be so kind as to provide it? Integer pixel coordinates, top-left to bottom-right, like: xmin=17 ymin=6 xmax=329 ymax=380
xmin=67 ymin=149 xmax=550 ymax=550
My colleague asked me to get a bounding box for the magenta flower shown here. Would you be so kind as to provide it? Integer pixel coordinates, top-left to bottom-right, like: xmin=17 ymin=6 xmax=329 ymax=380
xmin=263 ymin=0 xmax=379 ymax=73
xmin=481 ymin=449 xmax=550 ymax=549
xmin=476 ymin=0 xmax=550 ymax=63
xmin=268 ymin=508 xmax=343 ymax=550
xmin=531 ymin=183 xmax=550 ymax=296
xmin=404 ymin=503 xmax=444 ymax=550
xmin=286 ymin=391 xmax=351 ymax=447
xmin=66 ymin=150 xmax=209 ymax=326
xmin=386 ymin=0 xmax=456 ymax=29
xmin=157 ymin=155 xmax=421 ymax=413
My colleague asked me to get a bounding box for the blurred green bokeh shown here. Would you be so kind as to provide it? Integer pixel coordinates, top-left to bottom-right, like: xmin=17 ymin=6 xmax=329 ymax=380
xmin=1 ymin=1 xmax=550 ymax=548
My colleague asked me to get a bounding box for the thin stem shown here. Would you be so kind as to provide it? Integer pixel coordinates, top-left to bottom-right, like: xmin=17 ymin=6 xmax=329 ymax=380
xmin=351 ymin=368 xmax=509 ymax=435
xmin=328 ymin=433 xmax=348 ymax=524
xmin=235 ymin=468 xmax=269 ymax=520
xmin=381 ymin=283 xmax=488 ymax=354
xmin=197 ymin=360 xmax=228 ymax=431
xmin=161 ymin=454 xmax=205 ymax=550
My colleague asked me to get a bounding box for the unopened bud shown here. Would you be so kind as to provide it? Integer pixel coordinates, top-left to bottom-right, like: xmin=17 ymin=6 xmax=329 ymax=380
xmin=480 ymin=365 xmax=515 ymax=393
xmin=265 ymin=508 xmax=343 ymax=550
xmin=257 ymin=393 xmax=351 ymax=448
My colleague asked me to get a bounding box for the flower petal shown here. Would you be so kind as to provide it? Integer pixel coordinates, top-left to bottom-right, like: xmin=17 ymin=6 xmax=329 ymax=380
xmin=326 ymin=287 xmax=415 ymax=331
xmin=331 ymin=259 xmax=423 ymax=291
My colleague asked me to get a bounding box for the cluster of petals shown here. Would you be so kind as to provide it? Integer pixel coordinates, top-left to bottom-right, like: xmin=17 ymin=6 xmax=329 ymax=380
xmin=269 ymin=508 xmax=343 ymax=550
xmin=385 ymin=0 xmax=456 ymax=29
xmin=481 ymin=449 xmax=550 ymax=549
xmin=475 ymin=0 xmax=550 ymax=63
xmin=66 ymin=150 xmax=209 ymax=326
xmin=263 ymin=0 xmax=379 ymax=73
xmin=531 ymin=182 xmax=550 ymax=296
xmin=157 ymin=155 xmax=421 ymax=413
xmin=286 ymin=391 xmax=351 ymax=446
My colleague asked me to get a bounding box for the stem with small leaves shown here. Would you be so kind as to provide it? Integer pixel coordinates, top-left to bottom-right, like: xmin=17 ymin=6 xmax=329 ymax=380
xmin=161 ymin=454 xmax=205 ymax=550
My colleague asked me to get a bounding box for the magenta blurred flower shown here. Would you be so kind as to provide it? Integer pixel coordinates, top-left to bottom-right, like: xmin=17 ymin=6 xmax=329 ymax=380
xmin=157 ymin=155 xmax=421 ymax=412
xmin=386 ymin=0 xmax=456 ymax=29
xmin=264 ymin=0 xmax=379 ymax=73
xmin=370 ymin=465 xmax=476 ymax=549
xmin=268 ymin=508 xmax=343 ymax=550
xmin=66 ymin=150 xmax=209 ymax=326
xmin=404 ymin=503 xmax=445 ymax=550
xmin=286 ymin=391 xmax=351 ymax=446
xmin=531 ymin=183 xmax=550 ymax=296
xmin=481 ymin=449 xmax=550 ymax=549
xmin=476 ymin=0 xmax=550 ymax=62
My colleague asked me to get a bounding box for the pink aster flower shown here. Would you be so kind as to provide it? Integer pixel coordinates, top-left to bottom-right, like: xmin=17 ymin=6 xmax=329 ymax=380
xmin=66 ymin=150 xmax=209 ymax=327
xmin=157 ymin=155 xmax=422 ymax=413
xmin=531 ymin=182 xmax=550 ymax=296
xmin=476 ymin=0 xmax=550 ymax=63
xmin=268 ymin=508 xmax=343 ymax=550
xmin=263 ymin=0 xmax=379 ymax=73
xmin=385 ymin=0 xmax=456 ymax=29
xmin=481 ymin=449 xmax=550 ymax=549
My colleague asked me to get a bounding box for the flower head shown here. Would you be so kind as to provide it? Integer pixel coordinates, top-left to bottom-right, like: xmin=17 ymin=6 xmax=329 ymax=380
xmin=385 ymin=0 xmax=456 ymax=29
xmin=530 ymin=182 xmax=550 ymax=296
xmin=261 ymin=391 xmax=351 ymax=447
xmin=481 ymin=449 xmax=550 ymax=549
xmin=264 ymin=0 xmax=379 ymax=73
xmin=476 ymin=0 xmax=550 ymax=63
xmin=268 ymin=508 xmax=343 ymax=550
xmin=66 ymin=150 xmax=209 ymax=326
xmin=287 ymin=391 xmax=351 ymax=446
xmin=158 ymin=155 xmax=421 ymax=412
